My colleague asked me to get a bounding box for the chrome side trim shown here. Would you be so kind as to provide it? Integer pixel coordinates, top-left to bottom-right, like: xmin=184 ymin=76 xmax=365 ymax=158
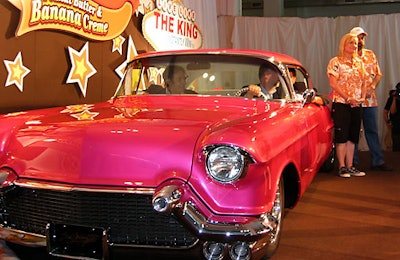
xmin=108 ymin=241 xmax=199 ymax=250
xmin=13 ymin=180 xmax=155 ymax=194
xmin=176 ymin=202 xmax=275 ymax=242
xmin=0 ymin=227 xmax=46 ymax=247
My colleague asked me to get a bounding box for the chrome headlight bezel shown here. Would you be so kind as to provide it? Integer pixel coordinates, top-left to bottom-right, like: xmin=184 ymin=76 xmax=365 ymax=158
xmin=204 ymin=145 xmax=252 ymax=183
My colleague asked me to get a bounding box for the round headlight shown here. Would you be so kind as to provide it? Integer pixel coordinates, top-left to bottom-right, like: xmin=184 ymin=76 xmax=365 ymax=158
xmin=206 ymin=146 xmax=245 ymax=183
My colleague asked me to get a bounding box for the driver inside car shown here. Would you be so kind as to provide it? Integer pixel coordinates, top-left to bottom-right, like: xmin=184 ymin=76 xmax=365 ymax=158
xmin=244 ymin=62 xmax=280 ymax=99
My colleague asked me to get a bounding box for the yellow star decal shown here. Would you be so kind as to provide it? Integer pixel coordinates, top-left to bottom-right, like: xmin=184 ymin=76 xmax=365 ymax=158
xmin=112 ymin=35 xmax=126 ymax=55
xmin=115 ymin=35 xmax=138 ymax=79
xmin=114 ymin=113 xmax=125 ymax=119
xmin=60 ymin=104 xmax=94 ymax=114
xmin=66 ymin=42 xmax=97 ymax=97
xmin=70 ymin=109 xmax=99 ymax=121
xmin=3 ymin=52 xmax=31 ymax=92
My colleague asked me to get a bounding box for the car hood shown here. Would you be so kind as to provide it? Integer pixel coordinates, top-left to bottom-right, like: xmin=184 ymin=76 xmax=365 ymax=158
xmin=0 ymin=95 xmax=271 ymax=187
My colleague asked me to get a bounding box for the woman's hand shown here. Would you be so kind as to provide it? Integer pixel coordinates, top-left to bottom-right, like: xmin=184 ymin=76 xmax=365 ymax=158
xmin=348 ymin=97 xmax=364 ymax=107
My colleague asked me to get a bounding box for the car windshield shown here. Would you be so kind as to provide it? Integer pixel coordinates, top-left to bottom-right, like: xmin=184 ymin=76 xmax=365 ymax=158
xmin=114 ymin=53 xmax=294 ymax=100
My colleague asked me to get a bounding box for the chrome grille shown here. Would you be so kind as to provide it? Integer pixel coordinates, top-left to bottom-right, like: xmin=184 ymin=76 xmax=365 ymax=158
xmin=0 ymin=186 xmax=197 ymax=247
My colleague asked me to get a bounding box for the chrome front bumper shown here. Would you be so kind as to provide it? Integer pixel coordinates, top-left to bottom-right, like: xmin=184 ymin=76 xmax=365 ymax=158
xmin=0 ymin=200 xmax=276 ymax=247
xmin=177 ymin=202 xmax=277 ymax=242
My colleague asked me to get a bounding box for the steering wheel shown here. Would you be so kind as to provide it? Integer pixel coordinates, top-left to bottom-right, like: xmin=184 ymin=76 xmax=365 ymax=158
xmin=233 ymin=87 xmax=269 ymax=100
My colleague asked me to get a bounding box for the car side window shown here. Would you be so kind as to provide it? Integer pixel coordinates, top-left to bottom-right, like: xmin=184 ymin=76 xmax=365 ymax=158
xmin=288 ymin=67 xmax=310 ymax=94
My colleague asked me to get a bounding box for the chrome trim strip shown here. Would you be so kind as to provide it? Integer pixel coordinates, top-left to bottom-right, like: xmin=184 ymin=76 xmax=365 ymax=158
xmin=13 ymin=180 xmax=155 ymax=194
xmin=0 ymin=227 xmax=46 ymax=247
xmin=176 ymin=202 xmax=274 ymax=242
xmin=48 ymin=252 xmax=99 ymax=260
xmin=109 ymin=241 xmax=199 ymax=249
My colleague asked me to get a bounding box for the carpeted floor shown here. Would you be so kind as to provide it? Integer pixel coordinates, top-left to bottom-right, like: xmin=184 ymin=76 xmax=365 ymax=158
xmin=273 ymin=151 xmax=400 ymax=260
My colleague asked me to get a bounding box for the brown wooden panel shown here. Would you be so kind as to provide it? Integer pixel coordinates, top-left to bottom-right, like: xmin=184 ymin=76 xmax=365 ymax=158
xmin=0 ymin=1 xmax=153 ymax=114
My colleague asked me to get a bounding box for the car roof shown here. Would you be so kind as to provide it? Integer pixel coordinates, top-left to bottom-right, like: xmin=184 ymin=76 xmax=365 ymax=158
xmin=133 ymin=48 xmax=303 ymax=68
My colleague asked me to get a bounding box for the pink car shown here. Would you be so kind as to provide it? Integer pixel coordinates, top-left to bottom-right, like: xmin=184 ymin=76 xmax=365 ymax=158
xmin=0 ymin=49 xmax=334 ymax=260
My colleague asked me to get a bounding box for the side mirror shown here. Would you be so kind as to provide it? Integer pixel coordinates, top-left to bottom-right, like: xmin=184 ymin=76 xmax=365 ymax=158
xmin=302 ymin=89 xmax=316 ymax=106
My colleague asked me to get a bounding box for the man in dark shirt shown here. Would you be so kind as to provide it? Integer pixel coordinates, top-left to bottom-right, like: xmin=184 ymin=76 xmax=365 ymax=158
xmin=385 ymin=83 xmax=400 ymax=151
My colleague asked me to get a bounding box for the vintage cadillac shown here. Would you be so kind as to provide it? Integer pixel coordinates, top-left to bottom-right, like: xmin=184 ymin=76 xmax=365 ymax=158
xmin=0 ymin=49 xmax=334 ymax=259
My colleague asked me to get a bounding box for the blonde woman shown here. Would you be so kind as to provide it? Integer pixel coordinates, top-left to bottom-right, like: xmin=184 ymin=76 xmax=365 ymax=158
xmin=327 ymin=33 xmax=367 ymax=178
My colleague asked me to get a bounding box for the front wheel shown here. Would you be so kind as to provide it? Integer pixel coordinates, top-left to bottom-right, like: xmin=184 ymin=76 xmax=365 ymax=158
xmin=263 ymin=175 xmax=285 ymax=259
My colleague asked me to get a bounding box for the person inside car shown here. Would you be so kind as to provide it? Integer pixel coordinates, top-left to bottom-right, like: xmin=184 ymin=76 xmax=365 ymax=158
xmin=146 ymin=65 xmax=197 ymax=94
xmin=289 ymin=68 xmax=306 ymax=93
xmin=289 ymin=67 xmax=329 ymax=106
xmin=243 ymin=62 xmax=280 ymax=99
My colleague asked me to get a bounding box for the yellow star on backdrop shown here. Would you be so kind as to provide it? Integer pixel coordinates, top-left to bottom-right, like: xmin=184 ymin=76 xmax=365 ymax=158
xmin=115 ymin=35 xmax=138 ymax=79
xmin=112 ymin=35 xmax=125 ymax=55
xmin=3 ymin=52 xmax=31 ymax=92
xmin=136 ymin=0 xmax=154 ymax=16
xmin=66 ymin=42 xmax=97 ymax=97
xmin=148 ymin=67 xmax=165 ymax=84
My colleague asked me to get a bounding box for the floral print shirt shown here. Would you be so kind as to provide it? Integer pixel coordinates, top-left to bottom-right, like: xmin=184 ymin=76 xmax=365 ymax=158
xmin=360 ymin=49 xmax=382 ymax=107
xmin=327 ymin=56 xmax=366 ymax=104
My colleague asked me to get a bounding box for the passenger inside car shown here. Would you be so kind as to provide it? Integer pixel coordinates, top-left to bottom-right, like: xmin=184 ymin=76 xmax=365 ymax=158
xmin=287 ymin=67 xmax=330 ymax=106
xmin=289 ymin=68 xmax=307 ymax=93
xmin=146 ymin=65 xmax=197 ymax=94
